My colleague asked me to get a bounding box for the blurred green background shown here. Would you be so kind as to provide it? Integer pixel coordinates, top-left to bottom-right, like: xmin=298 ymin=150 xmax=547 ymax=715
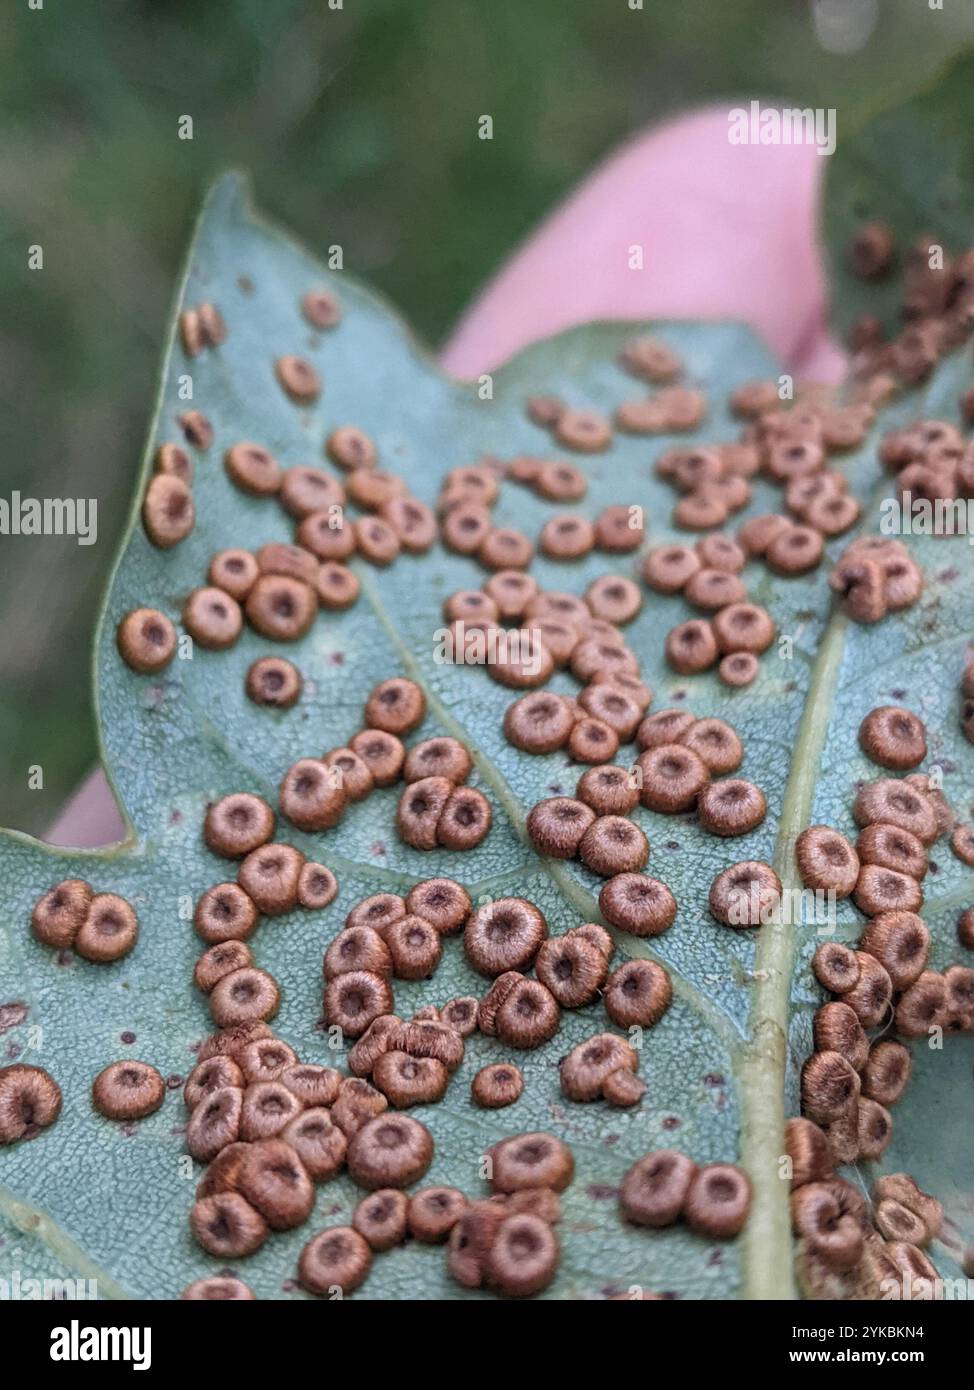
xmin=2 ymin=0 xmax=972 ymax=836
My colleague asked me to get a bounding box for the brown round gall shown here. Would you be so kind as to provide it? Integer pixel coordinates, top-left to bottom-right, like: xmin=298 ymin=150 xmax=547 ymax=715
xmin=575 ymin=764 xmax=640 ymax=816
xmin=853 ymin=780 xmax=937 ymax=845
xmin=535 ymin=932 xmax=608 ymax=1007
xmin=31 ymin=878 xmax=93 ymax=950
xmin=346 ymin=1114 xmax=434 ymax=1190
xmin=599 ymin=873 xmax=676 ymax=937
xmin=194 ymin=882 xmax=259 ymax=944
xmin=471 ymin=1063 xmax=524 ymax=1109
xmin=684 ymin=1164 xmax=751 ymax=1238
xmin=619 ymin=1149 xmax=696 ymax=1227
xmin=209 ymin=967 xmax=280 ymax=1028
xmin=364 ymin=677 xmax=425 ymax=736
xmin=189 ymin=1192 xmax=267 ymax=1259
xmin=642 ymin=544 xmax=701 ymax=594
xmin=709 ymin=860 xmax=780 ymax=927
xmin=636 ymin=708 xmax=696 ymax=750
xmin=0 ymin=1066 xmax=62 ymax=1144
xmin=350 ymin=729 xmax=406 ymax=787
xmin=665 ymin=619 xmax=718 ymax=674
xmin=117 ymin=608 xmax=177 ymax=674
xmin=75 ymin=893 xmax=139 ymax=963
xmin=436 ymin=786 xmax=492 ymax=850
xmin=352 ymin=1188 xmax=408 ymax=1251
xmin=245 ymin=574 xmax=318 ymax=641
xmin=143 ymin=474 xmax=195 ymax=548
xmin=204 ymin=792 xmax=275 ymax=859
xmin=183 ymin=587 xmax=242 ymax=650
xmin=464 ymin=897 xmax=547 ymax=977
xmin=526 ymin=797 xmax=595 ymax=859
xmin=578 ymin=815 xmax=649 ymax=877
xmin=324 ymin=971 xmax=394 ymax=1039
xmin=603 ymin=959 xmax=672 ymax=1028
xmin=485 ymin=1213 xmax=560 ymax=1297
xmin=489 ymin=1131 xmax=574 ymax=1194
xmin=279 ymin=465 xmax=345 ymax=519
xmin=396 ymin=776 xmax=452 ymax=850
xmin=795 ymin=826 xmax=859 ymax=897
xmin=697 ymin=779 xmax=767 ymax=836
xmin=224 ymin=442 xmax=282 ymax=496
xmin=637 ymin=744 xmax=710 ymax=813
xmin=405 ymin=878 xmax=471 ymax=935
xmin=301 ymin=287 xmax=342 ymax=328
xmin=194 ymin=940 xmax=253 ymax=993
xmin=711 ymin=603 xmax=775 ymax=655
xmin=494 ymin=978 xmax=560 ymax=1049
xmin=181 ymin=1277 xmax=254 ymax=1301
xmin=296 ymin=861 xmax=339 ymax=910
xmin=718 ymin=652 xmax=759 ymax=686
xmin=859 ymin=706 xmax=927 ymax=770
xmin=811 ymin=941 xmax=860 ymax=995
xmin=324 ymin=926 xmax=393 ymax=981
xmin=852 ymin=864 xmax=923 ymax=917
xmin=246 ymin=655 xmax=303 ymax=708
xmin=279 ymin=758 xmax=346 ymax=832
xmin=384 ymin=915 xmax=442 ymax=980
xmin=236 ymin=842 xmax=304 ymax=914
xmin=276 ymin=354 xmax=321 ymax=403
xmin=861 ymin=1040 xmax=911 ymax=1107
xmin=92 ymin=1061 xmax=165 ymax=1123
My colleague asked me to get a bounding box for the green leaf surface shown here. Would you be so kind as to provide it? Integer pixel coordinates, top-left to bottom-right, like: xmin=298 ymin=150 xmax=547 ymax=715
xmin=1 ymin=175 xmax=972 ymax=1301
xmin=824 ymin=49 xmax=974 ymax=340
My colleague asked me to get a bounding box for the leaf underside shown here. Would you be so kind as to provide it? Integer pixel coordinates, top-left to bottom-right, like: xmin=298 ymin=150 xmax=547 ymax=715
xmin=0 ymin=174 xmax=972 ymax=1301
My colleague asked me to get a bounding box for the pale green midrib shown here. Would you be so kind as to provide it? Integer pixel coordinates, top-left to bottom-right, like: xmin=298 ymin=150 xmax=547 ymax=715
xmin=739 ymin=613 xmax=850 ymax=1301
xmin=0 ymin=1186 xmax=133 ymax=1300
xmin=736 ymin=320 xmax=972 ymax=1299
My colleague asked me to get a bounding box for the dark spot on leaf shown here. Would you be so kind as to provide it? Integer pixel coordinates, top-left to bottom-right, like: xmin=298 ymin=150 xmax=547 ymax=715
xmin=604 ymin=1133 xmax=621 ymax=1146
xmin=121 ymin=1031 xmax=136 ymax=1044
xmin=121 ymin=1123 xmax=137 ymax=1137
xmin=170 ymin=809 xmax=183 ymax=825
xmin=166 ymin=1074 xmax=183 ymax=1090
xmin=665 ymin=840 xmax=680 ymax=850
xmin=890 ymin=688 xmax=907 ymax=700
xmin=56 ymin=950 xmax=73 ymax=967
xmin=237 ymin=275 xmax=255 ymax=294
xmin=662 ymin=1115 xmax=681 ymax=1130
xmin=937 ymin=568 xmax=960 ymax=584
xmin=0 ymin=1003 xmax=28 ymax=1034
xmin=704 ymin=1073 xmax=725 ymax=1087
xmin=586 ymin=1184 xmax=618 ymax=1201
xmin=547 ymin=784 xmax=564 ymax=795
xmin=672 ymin=688 xmax=688 ymax=702
xmin=329 ymin=652 xmax=344 ymax=665
xmin=6 ymin=1042 xmax=22 ymax=1061
xmin=784 ymin=681 xmax=796 ymax=693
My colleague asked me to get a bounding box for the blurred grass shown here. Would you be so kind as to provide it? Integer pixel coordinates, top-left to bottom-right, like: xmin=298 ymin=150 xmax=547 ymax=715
xmin=1 ymin=0 xmax=972 ymax=836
